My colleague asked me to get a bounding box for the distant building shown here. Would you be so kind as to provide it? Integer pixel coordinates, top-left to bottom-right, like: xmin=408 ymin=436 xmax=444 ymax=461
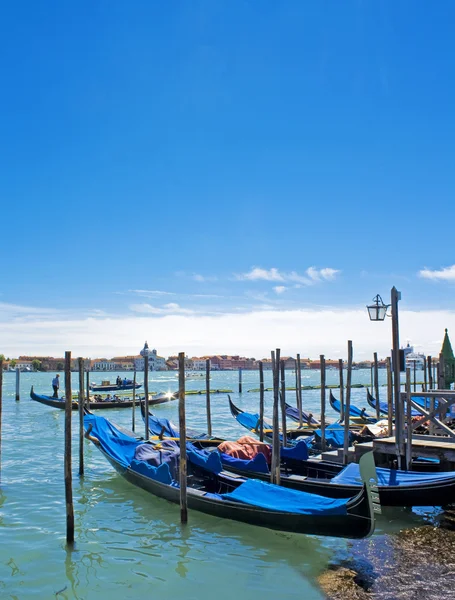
xmin=135 ymin=342 xmax=167 ymax=371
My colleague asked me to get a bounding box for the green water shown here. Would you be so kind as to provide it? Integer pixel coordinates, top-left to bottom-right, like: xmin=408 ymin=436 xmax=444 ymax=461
xmin=0 ymin=369 xmax=430 ymax=599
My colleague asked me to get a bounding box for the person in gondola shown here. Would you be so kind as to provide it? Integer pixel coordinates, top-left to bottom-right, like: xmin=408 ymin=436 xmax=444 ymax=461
xmin=360 ymin=407 xmax=367 ymax=421
xmin=116 ymin=376 xmax=122 ymax=387
xmin=52 ymin=374 xmax=60 ymax=398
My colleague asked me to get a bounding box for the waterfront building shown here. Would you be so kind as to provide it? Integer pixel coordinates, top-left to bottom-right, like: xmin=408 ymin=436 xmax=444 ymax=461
xmin=135 ymin=342 xmax=167 ymax=371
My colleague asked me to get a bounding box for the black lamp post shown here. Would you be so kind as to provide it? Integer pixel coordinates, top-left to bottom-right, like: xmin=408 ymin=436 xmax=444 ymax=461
xmin=367 ymin=287 xmax=404 ymax=467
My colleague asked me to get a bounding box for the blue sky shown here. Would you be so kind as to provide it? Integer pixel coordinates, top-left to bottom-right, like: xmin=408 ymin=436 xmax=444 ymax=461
xmin=1 ymin=1 xmax=455 ymax=357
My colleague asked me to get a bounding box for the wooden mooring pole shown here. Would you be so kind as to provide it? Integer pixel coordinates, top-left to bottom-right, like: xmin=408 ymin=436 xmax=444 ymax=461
xmin=296 ymin=353 xmax=303 ymax=427
xmin=0 ymin=358 xmax=3 ymax=479
xmin=370 ymin=364 xmax=374 ymax=395
xmin=259 ymin=361 xmax=264 ymax=442
xmin=131 ymin=369 xmax=136 ymax=432
xmin=427 ymin=355 xmax=433 ymax=390
xmin=64 ymin=351 xmax=74 ymax=545
xmin=373 ymin=352 xmax=380 ymax=421
xmin=178 ymin=352 xmax=188 ymax=524
xmin=320 ymin=355 xmax=326 ymax=452
xmin=413 ymin=360 xmax=417 ymax=393
xmin=238 ymin=368 xmax=242 ymax=394
xmin=406 ymin=367 xmax=412 ymax=470
xmin=144 ymin=355 xmax=149 ymax=440
xmin=86 ymin=369 xmax=90 ymax=410
xmin=423 ymin=356 xmax=428 ymax=392
xmin=205 ymin=359 xmax=212 ymax=436
xmin=15 ymin=368 xmax=20 ymax=402
xmin=386 ymin=357 xmax=393 ymax=436
xmin=338 ymin=359 xmax=344 ymax=423
xmin=270 ymin=349 xmax=280 ymax=485
xmin=280 ymin=360 xmax=287 ymax=448
xmin=343 ymin=341 xmax=353 ymax=464
xmin=78 ymin=357 xmax=84 ymax=477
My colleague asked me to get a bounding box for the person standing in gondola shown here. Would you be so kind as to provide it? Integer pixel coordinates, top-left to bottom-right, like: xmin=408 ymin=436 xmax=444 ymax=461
xmin=52 ymin=374 xmax=60 ymax=398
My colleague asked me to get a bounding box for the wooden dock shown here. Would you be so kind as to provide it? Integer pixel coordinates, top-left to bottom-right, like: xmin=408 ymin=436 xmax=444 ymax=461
xmin=373 ymin=436 xmax=455 ymax=464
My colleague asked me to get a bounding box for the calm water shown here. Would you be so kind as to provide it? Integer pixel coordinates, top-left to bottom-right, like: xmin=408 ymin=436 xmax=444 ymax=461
xmin=0 ymin=369 xmax=430 ymax=599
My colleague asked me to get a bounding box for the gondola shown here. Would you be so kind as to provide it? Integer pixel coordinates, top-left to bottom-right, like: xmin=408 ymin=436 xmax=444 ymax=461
xmin=83 ymin=412 xmax=375 ymax=538
xmin=366 ymin=389 xmax=421 ymax=418
xmin=189 ymin=442 xmax=455 ymax=507
xmin=228 ymin=396 xmax=316 ymax=445
xmin=284 ymin=402 xmax=320 ymax=426
xmin=329 ymin=390 xmax=376 ymax=423
xmin=30 ymin=387 xmax=176 ymax=410
xmin=89 ymin=381 xmax=142 ymax=392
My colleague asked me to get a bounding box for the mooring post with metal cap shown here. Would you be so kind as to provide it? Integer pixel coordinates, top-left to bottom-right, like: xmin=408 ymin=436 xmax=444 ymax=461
xmin=64 ymin=351 xmax=74 ymax=545
xmin=259 ymin=361 xmax=265 ymax=442
xmin=178 ymin=352 xmax=188 ymax=524
xmin=131 ymin=369 xmax=137 ymax=432
xmin=280 ymin=360 xmax=287 ymax=448
xmin=343 ymin=341 xmax=353 ymax=464
xmin=205 ymin=359 xmax=212 ymax=436
xmin=15 ymin=368 xmax=20 ymax=402
xmin=270 ymin=349 xmax=281 ymax=485
xmin=144 ymin=355 xmax=149 ymax=440
xmin=77 ymin=357 xmax=85 ymax=477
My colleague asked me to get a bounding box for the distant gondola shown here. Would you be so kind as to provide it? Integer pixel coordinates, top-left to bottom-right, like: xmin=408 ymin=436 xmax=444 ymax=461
xmin=84 ymin=412 xmax=376 ymax=538
xmin=366 ymin=389 xmax=421 ymax=418
xmin=329 ymin=390 xmax=376 ymax=423
xmin=30 ymin=387 xmax=177 ymax=410
xmin=284 ymin=402 xmax=320 ymax=426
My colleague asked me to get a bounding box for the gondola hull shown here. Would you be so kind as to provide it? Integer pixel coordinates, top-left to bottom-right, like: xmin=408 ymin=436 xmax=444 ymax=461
xmin=30 ymin=387 xmax=176 ymax=410
xmin=100 ymin=443 xmax=374 ymax=538
xmin=215 ymin=458 xmax=455 ymax=507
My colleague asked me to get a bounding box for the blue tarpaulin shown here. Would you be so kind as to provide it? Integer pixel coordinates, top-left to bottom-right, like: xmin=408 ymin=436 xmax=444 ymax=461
xmin=130 ymin=459 xmax=173 ymax=484
xmin=331 ymin=462 xmax=455 ymax=487
xmin=220 ymin=451 xmax=270 ymax=474
xmin=221 ymin=479 xmax=349 ymax=515
xmin=84 ymin=413 xmax=140 ymax=468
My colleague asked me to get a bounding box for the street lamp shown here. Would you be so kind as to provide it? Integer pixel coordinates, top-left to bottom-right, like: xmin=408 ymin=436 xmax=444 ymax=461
xmin=367 ymin=287 xmax=404 ymax=467
xmin=366 ymin=295 xmax=390 ymax=322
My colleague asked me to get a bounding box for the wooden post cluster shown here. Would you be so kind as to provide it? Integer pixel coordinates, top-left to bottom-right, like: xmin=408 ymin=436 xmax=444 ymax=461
xmin=64 ymin=351 xmax=74 ymax=545
xmin=338 ymin=359 xmax=344 ymax=422
xmin=15 ymin=368 xmax=20 ymax=402
xmin=78 ymin=357 xmax=85 ymax=477
xmin=144 ymin=355 xmax=149 ymax=440
xmin=270 ymin=349 xmax=281 ymax=485
xmin=280 ymin=360 xmax=287 ymax=448
xmin=296 ymin=354 xmax=303 ymax=427
xmin=373 ymin=352 xmax=380 ymax=421
xmin=178 ymin=352 xmax=188 ymax=524
xmin=132 ymin=369 xmax=137 ymax=432
xmin=259 ymin=361 xmax=264 ymax=442
xmin=206 ymin=359 xmax=212 ymax=436
xmin=343 ymin=341 xmax=353 ymax=464
xmin=320 ymin=355 xmax=326 ymax=452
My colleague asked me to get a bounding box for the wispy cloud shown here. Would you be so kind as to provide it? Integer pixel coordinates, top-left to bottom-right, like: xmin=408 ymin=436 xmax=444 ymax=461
xmin=192 ymin=273 xmax=218 ymax=282
xmin=127 ymin=289 xmax=176 ymax=297
xmin=419 ymin=265 xmax=455 ymax=281
xmin=129 ymin=303 xmax=194 ymax=315
xmin=273 ymin=286 xmax=287 ymax=294
xmin=236 ymin=266 xmax=340 ymax=285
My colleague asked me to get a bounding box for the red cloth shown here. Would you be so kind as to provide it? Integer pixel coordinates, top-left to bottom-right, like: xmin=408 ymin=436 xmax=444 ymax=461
xmin=218 ymin=436 xmax=272 ymax=463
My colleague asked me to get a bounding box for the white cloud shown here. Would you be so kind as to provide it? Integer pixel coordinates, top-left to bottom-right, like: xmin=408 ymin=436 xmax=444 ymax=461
xmin=273 ymin=286 xmax=287 ymax=294
xmin=237 ymin=267 xmax=340 ymax=285
xmin=192 ymin=274 xmax=218 ymax=282
xmin=419 ymin=265 xmax=455 ymax=281
xmin=0 ymin=304 xmax=452 ymax=360
xmin=126 ymin=289 xmax=176 ymax=297
xmin=129 ymin=303 xmax=193 ymax=315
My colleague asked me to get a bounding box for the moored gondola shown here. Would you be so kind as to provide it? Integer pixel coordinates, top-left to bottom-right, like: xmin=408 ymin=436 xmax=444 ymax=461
xmin=30 ymin=386 xmax=177 ymax=410
xmin=329 ymin=390 xmax=376 ymax=423
xmin=84 ymin=412 xmax=376 ymax=538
